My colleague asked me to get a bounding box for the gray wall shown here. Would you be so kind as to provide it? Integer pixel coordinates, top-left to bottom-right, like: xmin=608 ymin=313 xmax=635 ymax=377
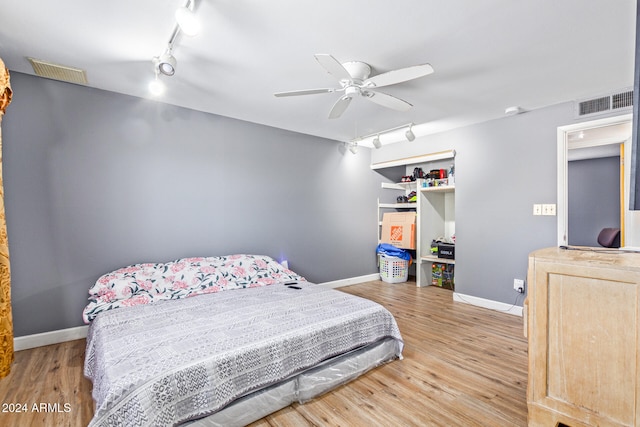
xmin=3 ymin=73 xmax=385 ymax=336
xmin=568 ymin=156 xmax=620 ymax=246
xmin=371 ymin=103 xmax=581 ymax=305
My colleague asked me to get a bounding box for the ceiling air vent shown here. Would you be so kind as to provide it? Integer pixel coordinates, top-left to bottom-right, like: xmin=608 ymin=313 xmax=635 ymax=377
xmin=575 ymin=88 xmax=633 ymax=118
xmin=612 ymin=90 xmax=633 ymax=109
xmin=27 ymin=57 xmax=88 ymax=85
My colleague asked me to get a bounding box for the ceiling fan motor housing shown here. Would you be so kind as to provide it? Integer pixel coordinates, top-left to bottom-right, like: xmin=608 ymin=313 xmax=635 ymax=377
xmin=342 ymin=61 xmax=371 ymax=82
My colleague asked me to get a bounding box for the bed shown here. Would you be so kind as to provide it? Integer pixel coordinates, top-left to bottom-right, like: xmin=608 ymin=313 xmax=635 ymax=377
xmin=83 ymin=254 xmax=404 ymax=427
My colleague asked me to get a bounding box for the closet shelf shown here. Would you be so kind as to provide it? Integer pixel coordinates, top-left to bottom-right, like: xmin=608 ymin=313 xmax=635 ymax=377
xmin=378 ymin=203 xmax=416 ymax=209
xmin=420 ymin=255 xmax=455 ymax=265
xmin=420 ymin=185 xmax=455 ymax=193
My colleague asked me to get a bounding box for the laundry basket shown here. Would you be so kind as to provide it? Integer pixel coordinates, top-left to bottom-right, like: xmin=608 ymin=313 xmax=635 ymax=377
xmin=379 ymin=254 xmax=409 ymax=283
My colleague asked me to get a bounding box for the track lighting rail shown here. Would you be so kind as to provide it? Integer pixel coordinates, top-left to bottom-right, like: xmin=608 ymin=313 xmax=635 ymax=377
xmin=349 ymin=122 xmax=416 ymax=152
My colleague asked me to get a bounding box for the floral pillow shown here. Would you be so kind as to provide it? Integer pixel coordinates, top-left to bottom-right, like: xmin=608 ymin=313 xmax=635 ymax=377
xmin=83 ymin=254 xmax=305 ymax=323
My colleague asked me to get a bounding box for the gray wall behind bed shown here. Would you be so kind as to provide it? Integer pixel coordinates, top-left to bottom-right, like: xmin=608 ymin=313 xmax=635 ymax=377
xmin=3 ymin=72 xmax=386 ymax=336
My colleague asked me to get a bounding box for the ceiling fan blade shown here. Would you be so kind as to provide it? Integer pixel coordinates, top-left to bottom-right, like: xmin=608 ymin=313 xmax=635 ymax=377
xmin=328 ymin=95 xmax=353 ymax=119
xmin=314 ymin=54 xmax=352 ymax=81
xmin=274 ymin=88 xmax=335 ymax=97
xmin=364 ymin=63 xmax=434 ymax=88
xmin=365 ymin=90 xmax=413 ymax=111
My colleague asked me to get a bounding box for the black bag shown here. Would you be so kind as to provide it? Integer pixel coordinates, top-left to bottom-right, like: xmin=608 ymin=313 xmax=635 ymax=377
xmin=413 ymin=167 xmax=425 ymax=180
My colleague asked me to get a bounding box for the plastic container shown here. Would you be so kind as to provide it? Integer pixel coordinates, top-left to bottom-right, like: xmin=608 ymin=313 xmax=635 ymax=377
xmin=379 ymin=255 xmax=409 ymax=283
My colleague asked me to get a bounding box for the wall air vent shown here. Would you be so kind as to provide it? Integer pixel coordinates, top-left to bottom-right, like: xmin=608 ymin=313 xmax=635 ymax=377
xmin=575 ymin=88 xmax=633 ymax=118
xmin=27 ymin=57 xmax=88 ymax=85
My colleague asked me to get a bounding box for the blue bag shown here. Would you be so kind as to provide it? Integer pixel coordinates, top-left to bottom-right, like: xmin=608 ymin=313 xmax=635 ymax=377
xmin=376 ymin=243 xmax=411 ymax=261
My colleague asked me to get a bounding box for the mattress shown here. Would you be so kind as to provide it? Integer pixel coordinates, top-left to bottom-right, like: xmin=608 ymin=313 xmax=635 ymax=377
xmin=84 ymin=281 xmax=403 ymax=426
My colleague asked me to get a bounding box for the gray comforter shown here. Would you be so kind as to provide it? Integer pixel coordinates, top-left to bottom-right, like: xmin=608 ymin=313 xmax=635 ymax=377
xmin=84 ymin=282 xmax=403 ymax=426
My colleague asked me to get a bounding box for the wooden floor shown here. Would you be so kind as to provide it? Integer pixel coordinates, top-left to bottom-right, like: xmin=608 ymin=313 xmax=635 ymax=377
xmin=0 ymin=281 xmax=528 ymax=427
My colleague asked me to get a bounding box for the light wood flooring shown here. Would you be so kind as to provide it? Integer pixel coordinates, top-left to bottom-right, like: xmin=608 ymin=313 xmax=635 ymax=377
xmin=0 ymin=281 xmax=528 ymax=426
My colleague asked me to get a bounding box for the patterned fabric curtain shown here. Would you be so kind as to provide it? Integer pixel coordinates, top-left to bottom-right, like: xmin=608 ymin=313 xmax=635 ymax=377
xmin=0 ymin=57 xmax=13 ymax=378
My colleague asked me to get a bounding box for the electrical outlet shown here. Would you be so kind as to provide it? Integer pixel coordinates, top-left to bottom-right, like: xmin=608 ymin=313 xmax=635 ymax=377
xmin=513 ymin=278 xmax=525 ymax=293
xmin=533 ymin=204 xmax=542 ymax=216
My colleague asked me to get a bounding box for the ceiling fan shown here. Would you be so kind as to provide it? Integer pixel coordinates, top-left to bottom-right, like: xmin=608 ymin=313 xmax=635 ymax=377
xmin=274 ymin=54 xmax=434 ymax=119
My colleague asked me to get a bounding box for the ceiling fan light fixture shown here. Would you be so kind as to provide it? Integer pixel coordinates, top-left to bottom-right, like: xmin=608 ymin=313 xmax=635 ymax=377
xmin=372 ymin=135 xmax=382 ymax=149
xmin=405 ymin=124 xmax=416 ymax=141
xmin=158 ymin=51 xmax=177 ymax=76
xmin=175 ymin=6 xmax=201 ymax=37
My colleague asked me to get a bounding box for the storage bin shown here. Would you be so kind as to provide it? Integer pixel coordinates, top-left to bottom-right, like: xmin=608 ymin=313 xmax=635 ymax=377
xmin=379 ymin=255 xmax=409 ymax=283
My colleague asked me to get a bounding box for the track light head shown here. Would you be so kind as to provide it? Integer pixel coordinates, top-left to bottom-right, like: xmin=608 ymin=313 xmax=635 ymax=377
xmin=348 ymin=143 xmax=359 ymax=154
xmin=372 ymin=135 xmax=382 ymax=149
xmin=149 ymin=59 xmax=165 ymax=96
xmin=158 ymin=51 xmax=177 ymax=76
xmin=405 ymin=124 xmax=415 ymax=142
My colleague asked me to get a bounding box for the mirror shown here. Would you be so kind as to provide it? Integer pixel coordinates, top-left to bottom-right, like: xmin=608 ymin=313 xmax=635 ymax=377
xmin=557 ymin=114 xmax=640 ymax=249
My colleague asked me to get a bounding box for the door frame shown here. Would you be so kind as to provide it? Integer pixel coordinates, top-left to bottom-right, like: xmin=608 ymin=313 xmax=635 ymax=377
xmin=557 ymin=113 xmax=632 ymax=246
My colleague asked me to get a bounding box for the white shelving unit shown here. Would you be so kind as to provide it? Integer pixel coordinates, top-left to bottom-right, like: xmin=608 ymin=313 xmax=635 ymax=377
xmin=374 ymin=150 xmax=456 ymax=288
xmin=417 ymin=184 xmax=455 ymax=287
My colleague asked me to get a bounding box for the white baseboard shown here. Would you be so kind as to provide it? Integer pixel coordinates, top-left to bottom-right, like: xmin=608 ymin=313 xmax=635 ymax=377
xmin=319 ymin=273 xmax=380 ymax=289
xmin=14 ymin=325 xmax=89 ymax=351
xmin=453 ymin=292 xmax=523 ymax=316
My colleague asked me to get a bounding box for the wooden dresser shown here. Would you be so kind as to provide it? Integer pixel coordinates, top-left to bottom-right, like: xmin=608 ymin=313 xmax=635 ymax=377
xmin=527 ymin=247 xmax=640 ymax=427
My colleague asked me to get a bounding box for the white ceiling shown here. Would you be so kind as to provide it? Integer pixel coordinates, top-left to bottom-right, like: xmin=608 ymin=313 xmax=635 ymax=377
xmin=0 ymin=0 xmax=636 ymax=147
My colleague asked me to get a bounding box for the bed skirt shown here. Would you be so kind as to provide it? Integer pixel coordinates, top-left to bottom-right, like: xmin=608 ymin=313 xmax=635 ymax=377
xmin=184 ymin=337 xmax=401 ymax=426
